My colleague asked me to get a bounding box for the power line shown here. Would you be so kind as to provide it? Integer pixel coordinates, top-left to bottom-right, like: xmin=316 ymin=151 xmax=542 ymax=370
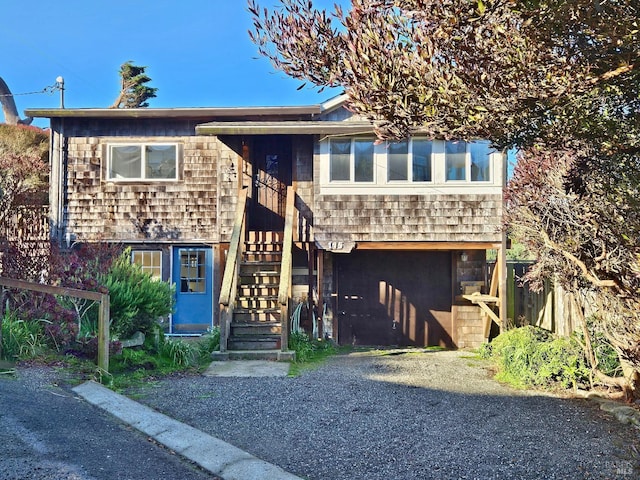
xmin=0 ymin=83 xmax=61 ymax=97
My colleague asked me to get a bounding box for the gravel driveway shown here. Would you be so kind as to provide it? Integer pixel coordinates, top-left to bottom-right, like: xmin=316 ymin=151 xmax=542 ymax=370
xmin=125 ymin=349 xmax=639 ymax=479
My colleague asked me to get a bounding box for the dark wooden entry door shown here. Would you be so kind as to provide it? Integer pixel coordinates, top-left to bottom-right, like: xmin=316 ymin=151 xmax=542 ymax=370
xmin=249 ymin=136 xmax=292 ymax=231
xmin=335 ymin=251 xmax=454 ymax=347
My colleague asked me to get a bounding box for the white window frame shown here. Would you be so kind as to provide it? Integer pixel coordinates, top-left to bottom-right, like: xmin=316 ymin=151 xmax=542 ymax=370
xmin=445 ymin=140 xmax=493 ymax=183
xmin=131 ymin=250 xmax=162 ymax=280
xmin=320 ymin=137 xmax=501 ymax=194
xmin=329 ymin=138 xmax=376 ymax=183
xmin=107 ymin=143 xmax=179 ymax=181
xmin=385 ymin=138 xmax=434 ymax=184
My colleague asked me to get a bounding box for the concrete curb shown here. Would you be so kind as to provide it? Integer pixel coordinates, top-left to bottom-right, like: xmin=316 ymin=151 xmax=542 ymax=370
xmin=72 ymin=381 xmax=302 ymax=480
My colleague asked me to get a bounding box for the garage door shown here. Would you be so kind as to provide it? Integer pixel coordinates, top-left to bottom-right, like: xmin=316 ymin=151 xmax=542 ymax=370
xmin=335 ymin=251 xmax=453 ymax=347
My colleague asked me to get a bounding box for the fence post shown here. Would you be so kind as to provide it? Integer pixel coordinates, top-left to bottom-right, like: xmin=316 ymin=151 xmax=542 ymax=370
xmin=98 ymin=293 xmax=110 ymax=374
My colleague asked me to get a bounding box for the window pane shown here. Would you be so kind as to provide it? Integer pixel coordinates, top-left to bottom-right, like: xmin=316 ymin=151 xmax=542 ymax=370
xmin=131 ymin=251 xmax=162 ymax=280
xmin=330 ymin=139 xmax=351 ymax=181
xmin=387 ymin=141 xmax=408 ymax=181
xmin=446 ymin=141 xmax=467 ymax=181
xmin=110 ymin=146 xmax=141 ymax=179
xmin=354 ymin=140 xmax=374 ymax=182
xmin=412 ymin=140 xmax=432 ymax=182
xmin=469 ymin=141 xmax=492 ymax=182
xmin=180 ymin=250 xmax=205 ymax=293
xmin=146 ymin=145 xmax=177 ymax=179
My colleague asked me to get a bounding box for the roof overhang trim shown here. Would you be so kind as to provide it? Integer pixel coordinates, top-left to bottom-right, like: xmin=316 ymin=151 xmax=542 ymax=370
xmin=195 ymin=121 xmax=374 ymax=136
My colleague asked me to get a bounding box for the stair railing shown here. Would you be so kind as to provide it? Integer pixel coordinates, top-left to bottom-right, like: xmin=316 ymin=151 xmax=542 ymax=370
xmin=219 ymin=187 xmax=248 ymax=353
xmin=278 ymin=185 xmax=296 ymax=352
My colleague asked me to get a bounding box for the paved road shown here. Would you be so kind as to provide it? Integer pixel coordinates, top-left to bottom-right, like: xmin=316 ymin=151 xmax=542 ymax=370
xmin=0 ymin=370 xmax=216 ymax=480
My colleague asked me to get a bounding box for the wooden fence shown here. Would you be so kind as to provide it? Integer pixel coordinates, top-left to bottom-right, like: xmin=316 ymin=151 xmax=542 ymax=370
xmin=0 ymin=277 xmax=111 ymax=374
xmin=488 ymin=261 xmax=578 ymax=336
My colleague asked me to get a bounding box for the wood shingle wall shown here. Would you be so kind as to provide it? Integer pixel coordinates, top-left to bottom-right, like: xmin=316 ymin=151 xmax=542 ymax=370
xmin=56 ymin=119 xmax=239 ymax=244
xmin=313 ymin=194 xmax=502 ymax=243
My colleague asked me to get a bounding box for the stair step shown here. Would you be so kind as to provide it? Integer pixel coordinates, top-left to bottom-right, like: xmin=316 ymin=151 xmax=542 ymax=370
xmin=239 ymin=274 xmax=280 ymax=286
xmin=245 ymin=243 xmax=283 ymax=252
xmin=247 ymin=231 xmax=284 ymax=243
xmin=229 ymin=336 xmax=281 ymax=350
xmin=233 ymin=310 xmax=281 ymax=323
xmin=231 ymin=322 xmax=282 ymax=336
xmin=236 ymin=297 xmax=279 ymax=309
xmin=238 ymin=285 xmax=279 ymax=296
xmin=239 ymin=263 xmax=281 ymax=275
xmin=212 ymin=349 xmax=295 ymax=361
xmin=243 ymin=252 xmax=282 ymax=262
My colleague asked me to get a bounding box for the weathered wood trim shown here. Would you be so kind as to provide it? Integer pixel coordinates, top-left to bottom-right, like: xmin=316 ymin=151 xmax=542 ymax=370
xmin=279 ymin=186 xmax=296 ymax=351
xmin=354 ymin=242 xmax=501 ymax=251
xmin=219 ymin=188 xmax=248 ymax=306
xmin=218 ymin=188 xmax=248 ymax=352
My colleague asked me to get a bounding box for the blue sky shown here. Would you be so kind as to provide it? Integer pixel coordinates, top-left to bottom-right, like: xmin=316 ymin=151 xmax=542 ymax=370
xmin=3 ymin=1 xmax=346 ymax=127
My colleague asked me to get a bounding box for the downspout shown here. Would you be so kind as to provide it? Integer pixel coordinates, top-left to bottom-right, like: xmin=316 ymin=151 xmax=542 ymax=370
xmin=57 ymin=118 xmax=65 ymax=247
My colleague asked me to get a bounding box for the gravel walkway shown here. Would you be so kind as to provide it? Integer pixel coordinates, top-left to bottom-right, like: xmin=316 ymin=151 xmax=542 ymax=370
xmin=124 ymin=349 xmax=639 ymax=479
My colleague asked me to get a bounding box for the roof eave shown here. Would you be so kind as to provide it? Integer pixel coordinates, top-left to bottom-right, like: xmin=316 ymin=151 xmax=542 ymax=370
xmin=24 ymin=105 xmax=323 ymax=119
xmin=195 ymin=121 xmax=375 ymax=136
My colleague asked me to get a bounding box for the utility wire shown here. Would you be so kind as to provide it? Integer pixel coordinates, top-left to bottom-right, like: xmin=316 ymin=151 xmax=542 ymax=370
xmin=0 ymin=83 xmax=61 ymax=97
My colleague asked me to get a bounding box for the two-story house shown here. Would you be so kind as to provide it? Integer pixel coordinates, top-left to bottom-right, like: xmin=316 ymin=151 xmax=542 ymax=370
xmin=27 ymin=95 xmax=506 ymax=356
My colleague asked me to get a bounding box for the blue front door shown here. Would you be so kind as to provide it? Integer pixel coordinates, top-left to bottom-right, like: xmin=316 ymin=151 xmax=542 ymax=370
xmin=172 ymin=247 xmax=213 ymax=334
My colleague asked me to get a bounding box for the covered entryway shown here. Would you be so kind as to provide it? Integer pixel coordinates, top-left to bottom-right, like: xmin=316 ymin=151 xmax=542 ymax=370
xmin=171 ymin=246 xmax=213 ymax=333
xmin=335 ymin=251 xmax=454 ymax=347
xmin=248 ymin=135 xmax=292 ymax=231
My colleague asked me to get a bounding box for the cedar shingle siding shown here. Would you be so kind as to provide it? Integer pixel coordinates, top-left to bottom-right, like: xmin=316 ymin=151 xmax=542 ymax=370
xmin=313 ymin=194 xmax=502 ymax=243
xmin=57 ymin=119 xmax=237 ymax=243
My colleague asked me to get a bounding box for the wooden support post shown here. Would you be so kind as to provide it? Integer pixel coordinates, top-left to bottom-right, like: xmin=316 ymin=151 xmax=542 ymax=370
xmin=317 ymin=249 xmax=324 ymax=339
xmin=0 ymin=288 xmax=5 ymax=360
xmin=98 ymin=293 xmax=110 ymax=375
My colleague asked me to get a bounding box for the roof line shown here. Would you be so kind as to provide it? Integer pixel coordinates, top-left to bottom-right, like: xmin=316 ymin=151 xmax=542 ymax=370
xmin=24 ymin=105 xmax=323 ymax=119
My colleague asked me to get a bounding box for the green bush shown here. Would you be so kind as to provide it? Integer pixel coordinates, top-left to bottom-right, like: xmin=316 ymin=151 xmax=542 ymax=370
xmin=1 ymin=311 xmax=48 ymax=360
xmin=160 ymin=338 xmax=197 ymax=368
xmin=101 ymin=249 xmax=174 ymax=339
xmin=289 ymin=331 xmax=335 ymax=363
xmin=488 ymin=326 xmax=590 ymax=389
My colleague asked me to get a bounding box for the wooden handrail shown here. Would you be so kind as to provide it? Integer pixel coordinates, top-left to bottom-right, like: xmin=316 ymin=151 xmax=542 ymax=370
xmin=218 ymin=188 xmax=248 ymax=353
xmin=219 ymin=188 xmax=248 ymax=306
xmin=278 ymin=186 xmax=296 ymax=352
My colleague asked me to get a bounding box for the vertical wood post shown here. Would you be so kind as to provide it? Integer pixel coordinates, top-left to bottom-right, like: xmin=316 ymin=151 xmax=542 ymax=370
xmin=98 ymin=293 xmax=110 ymax=374
xmin=317 ymin=249 xmax=324 ymax=339
xmin=0 ymin=288 xmax=5 ymax=360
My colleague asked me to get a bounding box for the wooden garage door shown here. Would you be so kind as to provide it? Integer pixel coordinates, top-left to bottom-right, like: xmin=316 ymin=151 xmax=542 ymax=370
xmin=335 ymin=251 xmax=453 ymax=347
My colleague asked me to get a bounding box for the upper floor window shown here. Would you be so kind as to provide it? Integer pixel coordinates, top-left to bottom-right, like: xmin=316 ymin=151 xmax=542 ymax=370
xmin=387 ymin=139 xmax=433 ymax=182
xmin=445 ymin=141 xmax=492 ymax=182
xmin=108 ymin=144 xmax=178 ymax=181
xmin=330 ymin=138 xmax=374 ymax=182
xmin=131 ymin=250 xmax=162 ymax=280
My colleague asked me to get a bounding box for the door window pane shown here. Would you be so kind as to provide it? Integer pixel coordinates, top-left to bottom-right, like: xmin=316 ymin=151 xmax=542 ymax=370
xmin=446 ymin=141 xmax=467 ymax=181
xmin=330 ymin=139 xmax=351 ymax=181
xmin=469 ymin=141 xmax=492 ymax=182
xmin=387 ymin=140 xmax=408 ymax=181
xmin=354 ymin=140 xmax=374 ymax=182
xmin=180 ymin=250 xmax=206 ymax=293
xmin=412 ymin=140 xmax=432 ymax=182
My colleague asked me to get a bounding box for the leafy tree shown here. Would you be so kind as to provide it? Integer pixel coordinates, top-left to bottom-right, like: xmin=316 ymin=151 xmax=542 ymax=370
xmin=249 ymin=0 xmax=639 ymax=147
xmin=250 ymin=1 xmax=640 ymax=396
xmin=110 ymin=61 xmax=158 ymax=108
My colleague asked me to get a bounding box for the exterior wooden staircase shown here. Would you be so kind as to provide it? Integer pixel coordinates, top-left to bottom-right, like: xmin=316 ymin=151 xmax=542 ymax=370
xmin=227 ymin=231 xmax=288 ymax=357
xmin=215 ymin=187 xmax=295 ymax=361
